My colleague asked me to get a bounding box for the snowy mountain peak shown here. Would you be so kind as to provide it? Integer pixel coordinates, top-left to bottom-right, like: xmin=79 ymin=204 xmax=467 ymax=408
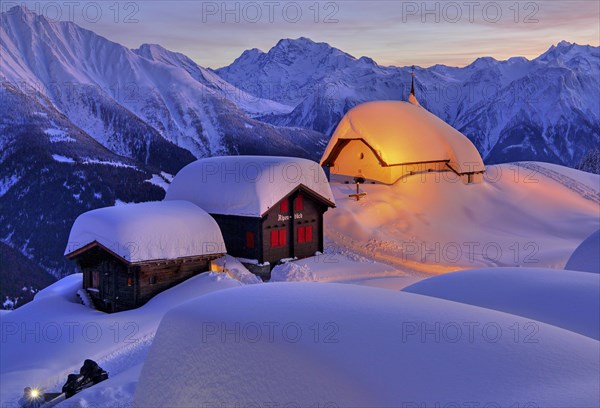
xmin=506 ymin=56 xmax=529 ymax=64
xmin=1 ymin=5 xmax=76 ymax=31
xmin=467 ymin=56 xmax=499 ymax=69
xmin=273 ymin=36 xmax=317 ymax=49
xmin=216 ymin=37 xmax=364 ymax=105
xmin=3 ymin=5 xmax=36 ymax=19
xmin=557 ymin=40 xmax=574 ymax=48
xmin=269 ymin=36 xmax=351 ymax=60
xmin=133 ymin=43 xmax=192 ymax=67
xmin=135 ymin=43 xmax=172 ymax=56
xmin=536 ymin=41 xmax=598 ymax=64
xmin=238 ymin=47 xmax=265 ymax=59
xmin=358 ymin=56 xmax=377 ymax=66
xmin=1 ymin=5 xmax=40 ymax=31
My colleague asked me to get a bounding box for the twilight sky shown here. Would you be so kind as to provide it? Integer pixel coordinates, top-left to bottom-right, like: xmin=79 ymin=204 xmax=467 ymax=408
xmin=8 ymin=0 xmax=600 ymax=68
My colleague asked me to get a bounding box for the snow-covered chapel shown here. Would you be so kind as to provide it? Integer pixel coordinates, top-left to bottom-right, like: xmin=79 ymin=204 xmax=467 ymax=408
xmin=320 ymin=74 xmax=486 ymax=184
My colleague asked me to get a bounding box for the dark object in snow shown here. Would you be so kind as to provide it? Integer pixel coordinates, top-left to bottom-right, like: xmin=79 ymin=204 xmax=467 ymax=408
xmin=18 ymin=359 xmax=109 ymax=407
xmin=19 ymin=390 xmax=64 ymax=408
xmin=62 ymin=359 xmax=108 ymax=398
xmin=349 ymin=182 xmax=367 ymax=202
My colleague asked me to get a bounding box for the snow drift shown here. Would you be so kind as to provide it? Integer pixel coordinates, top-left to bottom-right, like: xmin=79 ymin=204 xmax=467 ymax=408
xmin=135 ymin=283 xmax=599 ymax=407
xmin=565 ymin=229 xmax=600 ymax=274
xmin=325 ymin=162 xmax=600 ymax=272
xmin=403 ymin=267 xmax=600 ymax=340
xmin=0 ymin=272 xmax=244 ymax=404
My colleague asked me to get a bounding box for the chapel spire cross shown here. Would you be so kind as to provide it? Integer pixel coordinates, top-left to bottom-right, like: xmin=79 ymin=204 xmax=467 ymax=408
xmin=410 ymin=65 xmax=416 ymax=97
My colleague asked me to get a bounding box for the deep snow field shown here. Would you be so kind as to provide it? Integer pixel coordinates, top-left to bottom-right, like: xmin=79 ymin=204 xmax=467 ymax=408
xmin=325 ymin=162 xmax=599 ymax=273
xmin=1 ymin=162 xmax=599 ymax=407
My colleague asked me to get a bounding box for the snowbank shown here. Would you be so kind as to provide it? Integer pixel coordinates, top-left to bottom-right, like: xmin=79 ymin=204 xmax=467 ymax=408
xmin=325 ymin=162 xmax=600 ymax=272
xmin=34 ymin=273 xmax=82 ymax=302
xmin=212 ymin=255 xmax=262 ymax=284
xmin=269 ymin=252 xmax=420 ymax=289
xmin=565 ymin=229 xmax=600 ymax=274
xmin=135 ymin=283 xmax=599 ymax=407
xmin=321 ymin=101 xmax=484 ymax=174
xmin=0 ymin=272 xmax=243 ymax=405
xmin=165 ymin=156 xmax=335 ymax=216
xmin=403 ymin=267 xmax=600 ymax=340
xmin=270 ymin=261 xmax=317 ymax=282
xmin=64 ymin=201 xmax=225 ymax=262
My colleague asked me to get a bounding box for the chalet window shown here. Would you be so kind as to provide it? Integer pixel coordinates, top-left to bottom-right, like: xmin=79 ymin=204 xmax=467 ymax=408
xmin=294 ymin=195 xmax=303 ymax=211
xmin=297 ymin=226 xmax=313 ymax=243
xmin=149 ymin=276 xmax=157 ymax=285
xmin=297 ymin=226 xmax=305 ymax=243
xmin=280 ymin=199 xmax=289 ymax=213
xmin=305 ymin=226 xmax=313 ymax=242
xmin=246 ymin=231 xmax=255 ymax=249
xmin=270 ymin=229 xmax=287 ymax=248
xmin=91 ymin=271 xmax=100 ymax=289
xmin=127 ymin=275 xmax=133 ymax=287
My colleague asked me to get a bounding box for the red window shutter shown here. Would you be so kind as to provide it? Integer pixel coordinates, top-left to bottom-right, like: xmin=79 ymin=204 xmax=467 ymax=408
xmin=279 ymin=229 xmax=287 ymax=246
xmin=280 ymin=199 xmax=289 ymax=213
xmin=294 ymin=195 xmax=303 ymax=211
xmin=297 ymin=226 xmax=305 ymax=243
xmin=246 ymin=231 xmax=255 ymax=249
xmin=306 ymin=226 xmax=313 ymax=242
xmin=270 ymin=230 xmax=279 ymax=247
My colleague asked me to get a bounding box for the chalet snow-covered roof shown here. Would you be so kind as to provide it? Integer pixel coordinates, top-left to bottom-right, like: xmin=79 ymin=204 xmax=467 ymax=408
xmin=165 ymin=156 xmax=335 ymax=217
xmin=321 ymin=101 xmax=485 ymax=174
xmin=64 ymin=201 xmax=225 ymax=262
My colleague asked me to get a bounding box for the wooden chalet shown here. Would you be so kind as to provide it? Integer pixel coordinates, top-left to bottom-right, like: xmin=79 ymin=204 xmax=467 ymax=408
xmin=211 ymin=185 xmax=334 ymax=267
xmin=165 ymin=156 xmax=336 ymax=278
xmin=65 ymin=201 xmax=226 ymax=313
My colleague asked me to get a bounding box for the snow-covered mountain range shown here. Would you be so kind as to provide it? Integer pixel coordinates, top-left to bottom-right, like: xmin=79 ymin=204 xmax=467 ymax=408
xmin=0 ymin=5 xmax=598 ymax=305
xmin=0 ymin=7 xmax=321 ymax=161
xmin=218 ymin=37 xmax=600 ymax=166
xmin=0 ymin=6 xmax=323 ymax=303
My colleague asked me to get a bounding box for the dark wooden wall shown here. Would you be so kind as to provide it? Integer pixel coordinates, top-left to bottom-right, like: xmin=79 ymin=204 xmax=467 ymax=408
xmin=135 ymin=256 xmax=214 ymax=305
xmin=291 ymin=196 xmax=323 ymax=259
xmin=211 ymin=190 xmax=329 ymax=266
xmin=261 ymin=195 xmax=293 ymax=264
xmin=211 ymin=214 xmax=262 ymax=262
xmin=77 ymin=246 xmax=128 ymax=312
xmin=75 ymin=246 xmax=222 ymax=313
xmin=261 ymin=192 xmax=326 ymax=264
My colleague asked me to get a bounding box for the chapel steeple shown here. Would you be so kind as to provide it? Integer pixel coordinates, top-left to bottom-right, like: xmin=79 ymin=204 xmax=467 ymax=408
xmin=408 ymin=65 xmax=420 ymax=106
